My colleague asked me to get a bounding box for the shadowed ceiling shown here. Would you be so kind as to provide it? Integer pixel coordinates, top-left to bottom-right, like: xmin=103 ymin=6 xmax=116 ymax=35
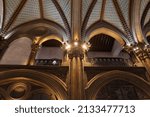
xmin=42 ymin=39 xmax=62 ymax=47
xmin=89 ymin=34 xmax=115 ymax=52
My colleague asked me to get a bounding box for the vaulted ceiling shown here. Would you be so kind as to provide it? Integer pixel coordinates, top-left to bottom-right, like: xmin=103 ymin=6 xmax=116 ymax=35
xmin=0 ymin=0 xmax=149 ymax=45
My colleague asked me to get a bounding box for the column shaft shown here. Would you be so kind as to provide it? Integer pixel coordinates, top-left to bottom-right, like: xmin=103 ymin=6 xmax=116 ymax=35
xmin=69 ymin=56 xmax=84 ymax=100
xmin=27 ymin=44 xmax=39 ymax=65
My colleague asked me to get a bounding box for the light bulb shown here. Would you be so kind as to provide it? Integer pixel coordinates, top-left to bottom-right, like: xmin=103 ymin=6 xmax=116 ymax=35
xmin=74 ymin=41 xmax=78 ymax=46
xmin=65 ymin=44 xmax=71 ymax=50
xmin=82 ymin=44 xmax=88 ymax=50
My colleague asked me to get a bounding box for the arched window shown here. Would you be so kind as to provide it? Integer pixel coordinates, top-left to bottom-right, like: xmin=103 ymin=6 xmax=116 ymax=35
xmin=87 ymin=34 xmax=131 ymax=66
xmin=35 ymin=39 xmax=63 ymax=66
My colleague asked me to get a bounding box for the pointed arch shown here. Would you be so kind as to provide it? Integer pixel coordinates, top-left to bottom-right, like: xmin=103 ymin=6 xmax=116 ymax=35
xmin=5 ymin=20 xmax=68 ymax=41
xmin=85 ymin=21 xmax=128 ymax=46
xmin=87 ymin=29 xmax=126 ymax=47
xmin=86 ymin=70 xmax=150 ymax=99
xmin=39 ymin=35 xmax=63 ymax=45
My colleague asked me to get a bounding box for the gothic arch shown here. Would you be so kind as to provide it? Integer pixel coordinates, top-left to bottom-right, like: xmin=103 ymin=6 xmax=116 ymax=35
xmin=39 ymin=35 xmax=63 ymax=45
xmin=5 ymin=20 xmax=68 ymax=41
xmin=84 ymin=21 xmax=128 ymax=46
xmin=87 ymin=27 xmax=125 ymax=46
xmin=86 ymin=70 xmax=150 ymax=99
xmin=0 ymin=69 xmax=67 ymax=99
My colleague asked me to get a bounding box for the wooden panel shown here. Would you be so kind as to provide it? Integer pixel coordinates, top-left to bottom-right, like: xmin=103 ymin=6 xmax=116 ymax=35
xmin=42 ymin=39 xmax=62 ymax=47
xmin=89 ymin=34 xmax=115 ymax=52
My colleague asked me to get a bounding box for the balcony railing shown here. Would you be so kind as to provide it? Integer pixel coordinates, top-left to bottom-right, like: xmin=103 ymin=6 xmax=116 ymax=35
xmin=89 ymin=57 xmax=133 ymax=67
xmin=35 ymin=59 xmax=62 ymax=66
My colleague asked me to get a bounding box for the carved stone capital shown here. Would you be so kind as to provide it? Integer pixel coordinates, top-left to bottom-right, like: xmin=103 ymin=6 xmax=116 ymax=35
xmin=31 ymin=44 xmax=39 ymax=54
xmin=144 ymin=46 xmax=150 ymax=57
xmin=63 ymin=41 xmax=89 ymax=59
xmin=68 ymin=47 xmax=84 ymax=59
xmin=133 ymin=45 xmax=149 ymax=60
xmin=124 ymin=43 xmax=150 ymax=61
xmin=123 ymin=45 xmax=133 ymax=53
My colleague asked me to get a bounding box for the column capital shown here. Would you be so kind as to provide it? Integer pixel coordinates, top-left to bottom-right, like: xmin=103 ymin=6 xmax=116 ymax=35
xmin=133 ymin=46 xmax=148 ymax=60
xmin=132 ymin=43 xmax=149 ymax=60
xmin=144 ymin=45 xmax=150 ymax=57
xmin=63 ymin=41 xmax=90 ymax=59
xmin=123 ymin=43 xmax=150 ymax=61
xmin=68 ymin=47 xmax=84 ymax=59
xmin=124 ymin=43 xmax=150 ymax=60
xmin=28 ymin=44 xmax=40 ymax=65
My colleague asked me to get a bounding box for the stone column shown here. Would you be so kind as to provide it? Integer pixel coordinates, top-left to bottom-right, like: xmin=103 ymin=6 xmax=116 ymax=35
xmin=132 ymin=44 xmax=150 ymax=79
xmin=28 ymin=37 xmax=41 ymax=65
xmin=68 ymin=46 xmax=85 ymax=100
xmin=124 ymin=43 xmax=150 ymax=79
xmin=67 ymin=0 xmax=85 ymax=99
xmin=0 ymin=36 xmax=8 ymax=60
xmin=27 ymin=43 xmax=39 ymax=65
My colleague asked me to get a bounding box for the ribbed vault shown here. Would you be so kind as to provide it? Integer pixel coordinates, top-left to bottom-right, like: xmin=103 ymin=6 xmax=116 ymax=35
xmin=0 ymin=0 xmax=149 ymax=44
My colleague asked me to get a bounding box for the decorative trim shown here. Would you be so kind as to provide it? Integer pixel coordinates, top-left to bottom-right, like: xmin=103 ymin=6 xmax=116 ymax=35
xmin=81 ymin=0 xmax=97 ymax=37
